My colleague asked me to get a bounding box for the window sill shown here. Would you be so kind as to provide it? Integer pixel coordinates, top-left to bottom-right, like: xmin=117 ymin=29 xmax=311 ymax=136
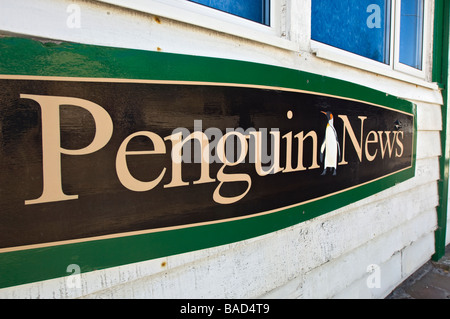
xmin=311 ymin=41 xmax=438 ymax=91
xmin=96 ymin=0 xmax=299 ymax=52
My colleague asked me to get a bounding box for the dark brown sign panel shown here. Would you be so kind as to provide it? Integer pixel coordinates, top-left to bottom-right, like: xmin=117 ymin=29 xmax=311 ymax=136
xmin=0 ymin=79 xmax=414 ymax=251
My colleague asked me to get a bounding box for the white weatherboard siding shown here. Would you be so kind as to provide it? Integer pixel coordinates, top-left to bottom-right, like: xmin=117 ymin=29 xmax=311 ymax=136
xmin=0 ymin=0 xmax=442 ymax=298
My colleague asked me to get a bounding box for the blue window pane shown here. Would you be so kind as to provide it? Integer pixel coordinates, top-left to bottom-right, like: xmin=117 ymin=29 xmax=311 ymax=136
xmin=399 ymin=0 xmax=424 ymax=69
xmin=188 ymin=0 xmax=270 ymax=25
xmin=311 ymin=0 xmax=391 ymax=64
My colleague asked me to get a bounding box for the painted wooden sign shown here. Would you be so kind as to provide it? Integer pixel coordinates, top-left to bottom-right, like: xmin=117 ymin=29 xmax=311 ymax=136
xmin=0 ymin=38 xmax=416 ymax=288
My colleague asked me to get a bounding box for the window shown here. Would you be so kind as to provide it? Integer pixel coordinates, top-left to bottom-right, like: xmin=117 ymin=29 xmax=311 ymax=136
xmin=95 ymin=0 xmax=295 ymax=51
xmin=398 ymin=0 xmax=424 ymax=69
xmin=311 ymin=0 xmax=427 ymax=78
xmin=188 ymin=0 xmax=270 ymax=25
xmin=311 ymin=0 xmax=391 ymax=64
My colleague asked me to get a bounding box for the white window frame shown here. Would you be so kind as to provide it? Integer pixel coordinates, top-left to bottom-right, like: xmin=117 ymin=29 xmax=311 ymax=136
xmin=393 ymin=0 xmax=430 ymax=78
xmin=311 ymin=0 xmax=432 ymax=82
xmin=96 ymin=0 xmax=298 ymax=51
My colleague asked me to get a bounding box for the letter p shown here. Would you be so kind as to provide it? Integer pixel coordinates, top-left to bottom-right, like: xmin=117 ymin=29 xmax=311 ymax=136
xmin=22 ymin=95 xmax=113 ymax=205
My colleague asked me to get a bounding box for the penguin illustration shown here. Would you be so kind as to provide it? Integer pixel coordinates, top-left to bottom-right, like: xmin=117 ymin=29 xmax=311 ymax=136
xmin=320 ymin=111 xmax=341 ymax=176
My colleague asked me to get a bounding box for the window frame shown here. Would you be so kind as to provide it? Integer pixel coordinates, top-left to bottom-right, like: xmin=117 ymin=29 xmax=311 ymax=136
xmin=310 ymin=0 xmax=393 ymax=65
xmin=187 ymin=0 xmax=271 ymax=26
xmin=393 ymin=0 xmax=430 ymax=78
xmin=310 ymin=0 xmax=432 ymax=80
xmin=96 ymin=0 xmax=298 ymax=51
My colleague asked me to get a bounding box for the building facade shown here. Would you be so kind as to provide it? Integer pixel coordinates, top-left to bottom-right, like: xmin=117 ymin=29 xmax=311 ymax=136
xmin=0 ymin=0 xmax=449 ymax=298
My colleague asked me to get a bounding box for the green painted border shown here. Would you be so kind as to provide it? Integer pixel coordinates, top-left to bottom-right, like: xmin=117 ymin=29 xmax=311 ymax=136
xmin=432 ymin=0 xmax=449 ymax=261
xmin=0 ymin=37 xmax=416 ymax=289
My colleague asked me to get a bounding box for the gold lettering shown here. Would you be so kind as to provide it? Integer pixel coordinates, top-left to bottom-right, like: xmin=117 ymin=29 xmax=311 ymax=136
xmin=395 ymin=131 xmax=404 ymax=157
xmin=213 ymin=132 xmax=252 ymax=205
xmin=338 ymin=115 xmax=367 ymax=164
xmin=164 ymin=131 xmax=215 ymax=188
xmin=250 ymin=131 xmax=283 ymax=176
xmin=116 ymin=131 xmax=166 ymax=192
xmin=283 ymin=131 xmax=320 ymax=172
xmin=22 ymin=94 xmax=113 ymax=205
xmin=365 ymin=130 xmax=379 ymax=162
xmin=378 ymin=131 xmax=397 ymax=159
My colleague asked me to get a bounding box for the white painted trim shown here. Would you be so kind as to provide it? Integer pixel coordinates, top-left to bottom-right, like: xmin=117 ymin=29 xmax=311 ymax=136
xmin=393 ymin=0 xmax=430 ymax=79
xmin=310 ymin=40 xmax=392 ymax=73
xmin=96 ymin=0 xmax=299 ymax=51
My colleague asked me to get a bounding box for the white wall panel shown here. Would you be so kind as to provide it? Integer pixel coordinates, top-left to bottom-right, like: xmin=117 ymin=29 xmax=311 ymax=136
xmin=0 ymin=0 xmax=443 ymax=299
